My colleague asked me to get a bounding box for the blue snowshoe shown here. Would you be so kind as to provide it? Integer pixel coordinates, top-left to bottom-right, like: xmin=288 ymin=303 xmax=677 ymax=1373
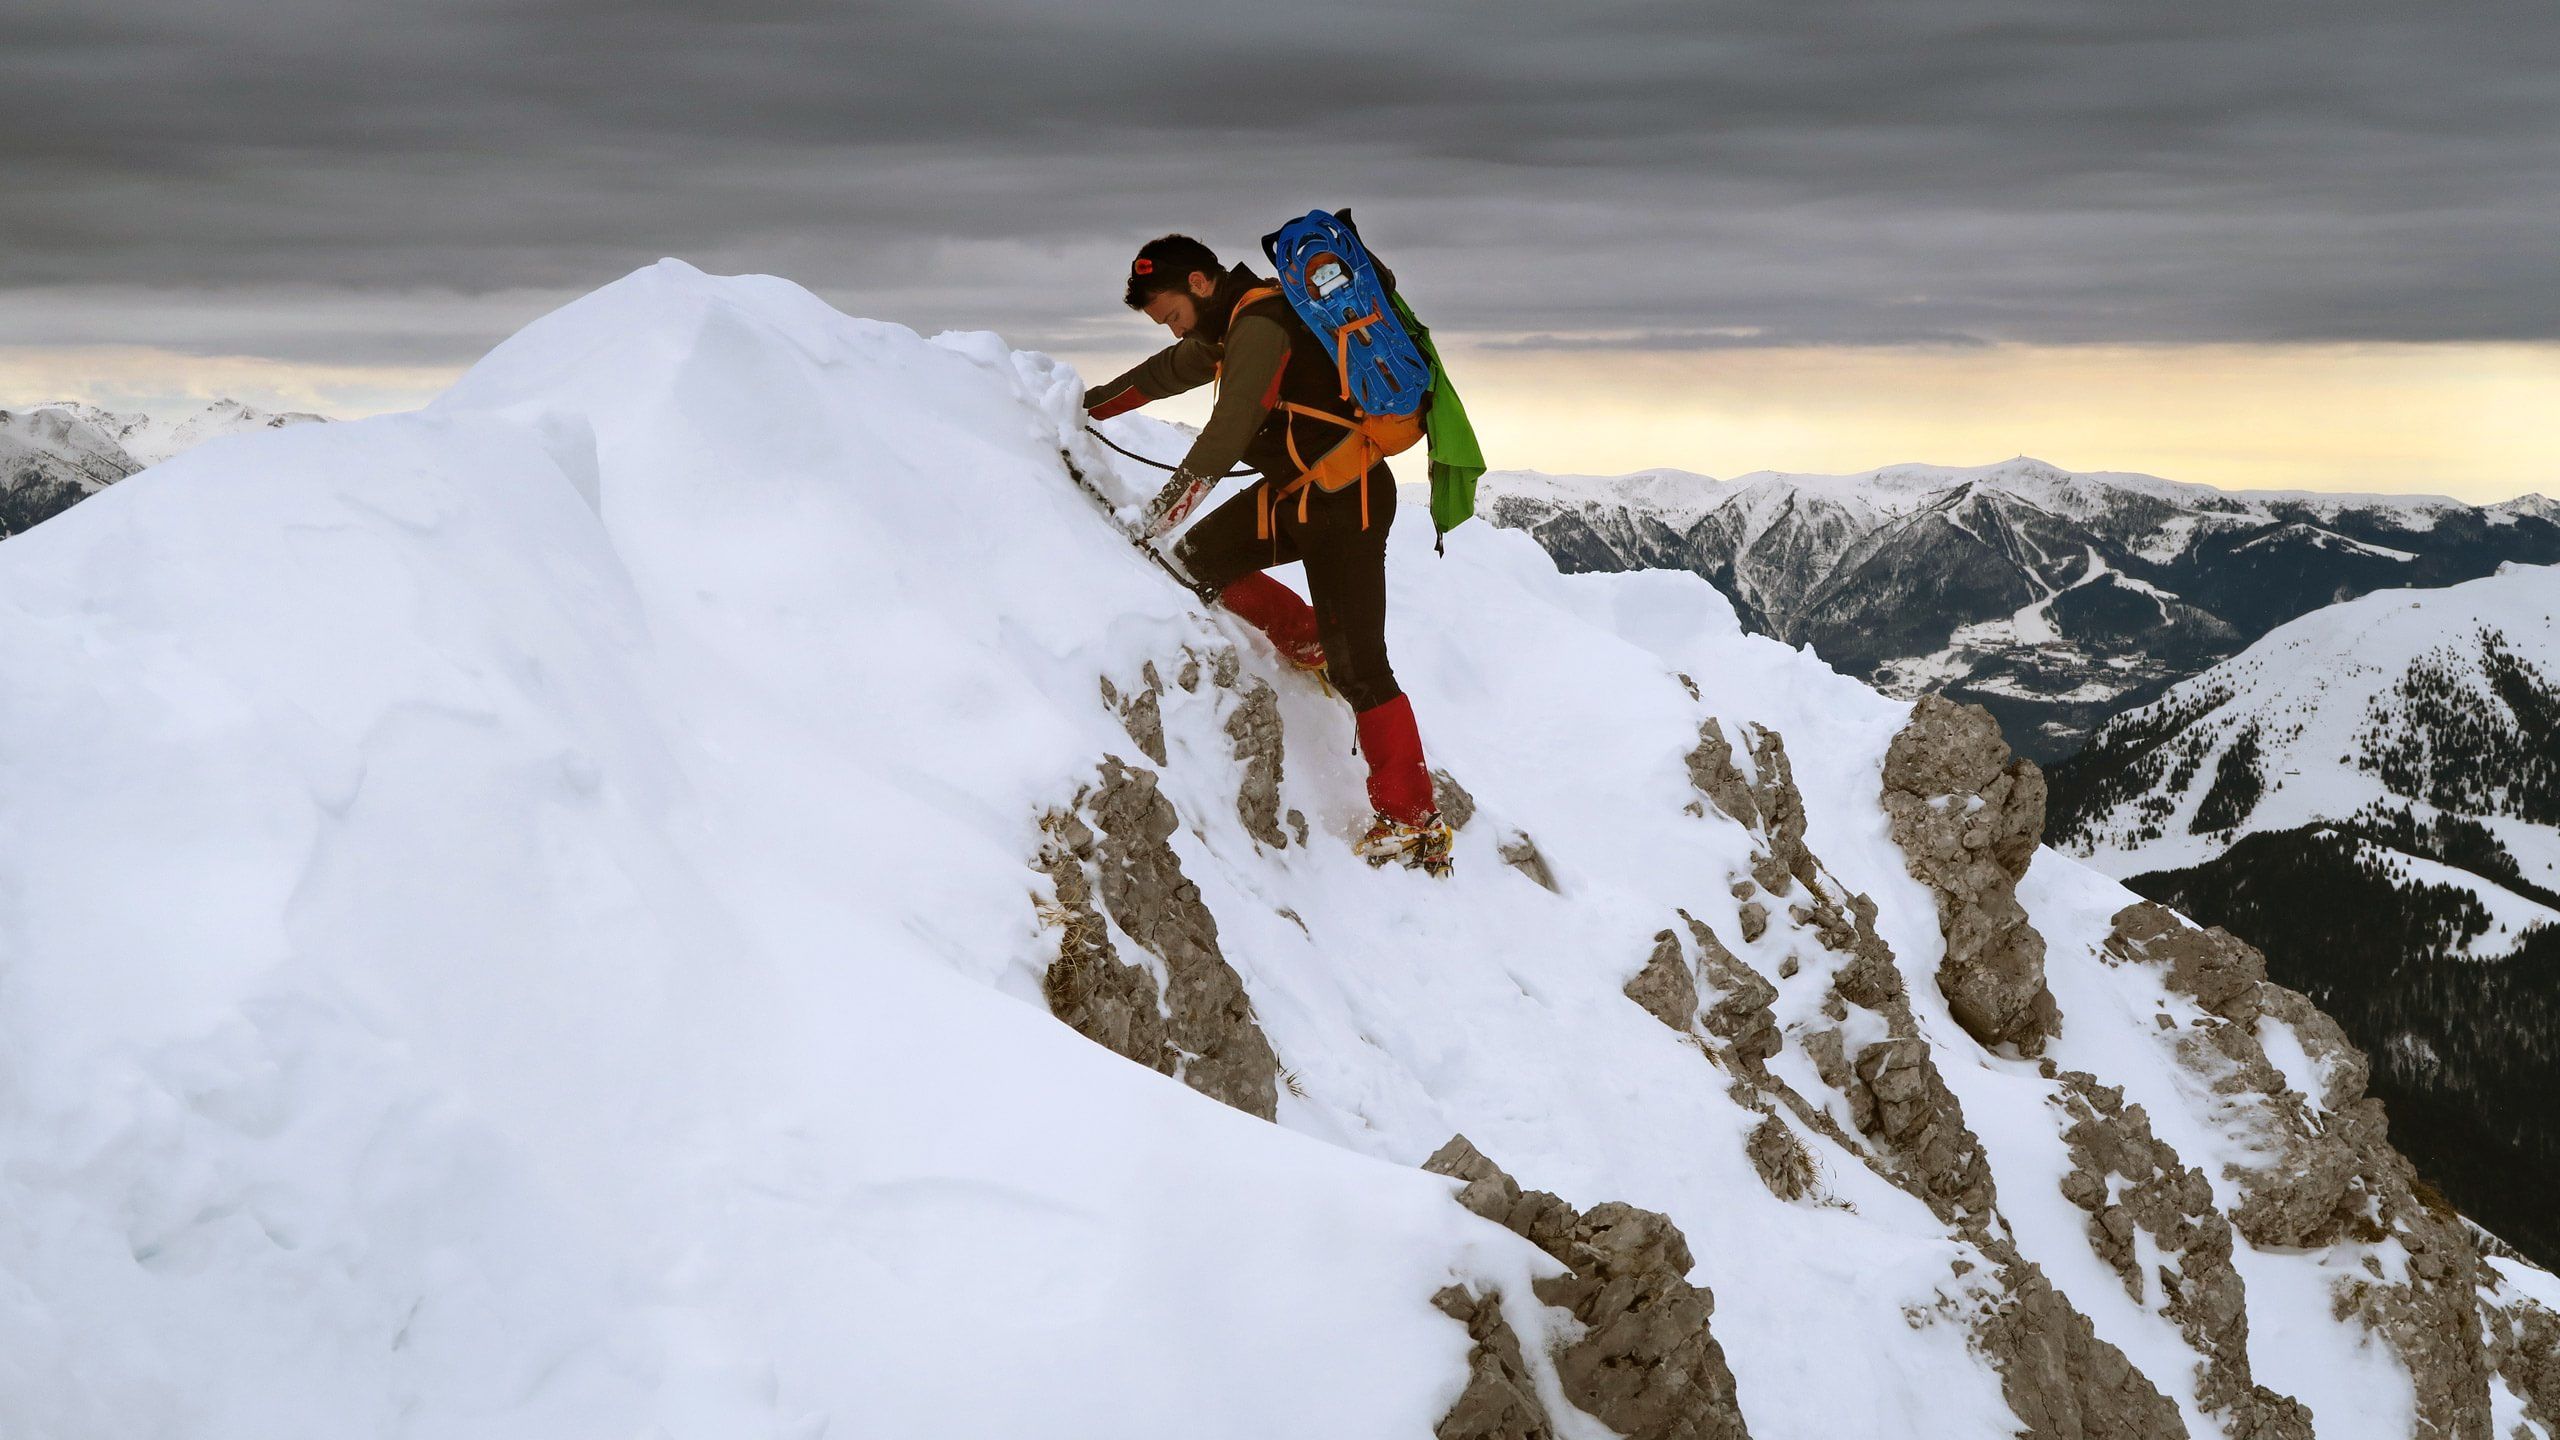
xmin=1261 ymin=210 xmax=1434 ymax=419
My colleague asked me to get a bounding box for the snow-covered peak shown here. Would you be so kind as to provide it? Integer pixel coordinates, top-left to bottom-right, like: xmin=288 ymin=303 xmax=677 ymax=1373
xmin=2 ymin=259 xmax=2548 ymax=1438
xmin=2053 ymin=564 xmax=2560 ymax=887
xmin=28 ymin=395 xmax=331 ymax=467
xmin=1493 ymin=453 xmax=2497 ymax=534
xmin=1481 ymin=464 xmax=1730 ymax=526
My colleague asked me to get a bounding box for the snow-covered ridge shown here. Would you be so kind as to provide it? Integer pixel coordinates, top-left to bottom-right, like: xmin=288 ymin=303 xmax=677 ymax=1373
xmin=1481 ymin=457 xmax=2560 ymax=763
xmin=1488 ymin=455 xmax=2541 ymax=530
xmin=2 ymin=260 xmax=2551 ymax=1438
xmin=2 ymin=397 xmax=328 ymax=538
xmin=32 ymin=396 xmax=331 ymax=467
xmin=2052 ymin=564 xmax=2560 ymax=893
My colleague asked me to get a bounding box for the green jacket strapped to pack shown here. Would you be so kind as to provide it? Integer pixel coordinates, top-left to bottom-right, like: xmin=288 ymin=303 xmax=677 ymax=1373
xmin=1390 ymin=290 xmax=1486 ymax=545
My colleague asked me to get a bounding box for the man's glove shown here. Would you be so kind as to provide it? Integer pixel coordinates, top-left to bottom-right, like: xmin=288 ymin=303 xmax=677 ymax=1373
xmin=1140 ymin=467 xmax=1215 ymax=539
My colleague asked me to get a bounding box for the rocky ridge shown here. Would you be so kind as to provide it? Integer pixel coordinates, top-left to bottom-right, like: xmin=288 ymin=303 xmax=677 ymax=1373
xmin=1483 ymin=460 xmax=2560 ymax=761
xmin=1035 ymin=619 xmax=2560 ymax=1437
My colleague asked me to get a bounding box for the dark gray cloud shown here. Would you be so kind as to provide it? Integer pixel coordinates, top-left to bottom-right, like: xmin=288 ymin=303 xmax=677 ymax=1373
xmin=4 ymin=0 xmax=2556 ymax=364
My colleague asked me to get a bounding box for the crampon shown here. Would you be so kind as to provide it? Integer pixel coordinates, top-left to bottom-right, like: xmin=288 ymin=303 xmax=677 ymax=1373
xmin=1354 ymin=812 xmax=1453 ymax=877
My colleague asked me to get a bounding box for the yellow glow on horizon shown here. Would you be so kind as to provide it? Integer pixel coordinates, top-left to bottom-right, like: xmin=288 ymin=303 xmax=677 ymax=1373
xmin=0 ymin=346 xmax=463 ymax=421
xmin=10 ymin=340 xmax=2554 ymax=505
xmin=1434 ymin=340 xmax=2559 ymax=502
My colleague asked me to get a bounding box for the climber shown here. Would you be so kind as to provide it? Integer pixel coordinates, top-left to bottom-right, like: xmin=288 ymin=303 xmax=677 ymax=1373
xmin=1082 ymin=233 xmax=1451 ymax=876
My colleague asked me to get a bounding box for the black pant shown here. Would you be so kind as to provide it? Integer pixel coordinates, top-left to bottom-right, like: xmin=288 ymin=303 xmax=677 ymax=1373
xmin=1173 ymin=467 xmax=1402 ymax=713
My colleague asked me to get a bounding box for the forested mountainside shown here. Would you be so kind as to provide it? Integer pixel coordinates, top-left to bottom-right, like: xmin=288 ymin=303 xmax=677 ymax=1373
xmin=2049 ymin=567 xmax=2560 ymax=1268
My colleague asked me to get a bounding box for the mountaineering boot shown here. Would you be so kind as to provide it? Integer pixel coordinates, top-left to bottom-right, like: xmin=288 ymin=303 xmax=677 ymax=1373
xmin=1352 ymin=694 xmax=1452 ymax=876
xmin=1219 ymin=573 xmax=1329 ymax=676
xmin=1355 ymin=812 xmax=1454 ymax=876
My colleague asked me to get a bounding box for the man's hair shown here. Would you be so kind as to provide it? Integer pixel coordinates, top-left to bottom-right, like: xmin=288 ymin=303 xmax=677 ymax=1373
xmin=1124 ymin=234 xmax=1222 ymax=309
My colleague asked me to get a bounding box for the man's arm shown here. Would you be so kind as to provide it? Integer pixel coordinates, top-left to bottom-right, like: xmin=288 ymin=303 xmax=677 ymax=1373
xmin=1082 ymin=335 xmax=1220 ymax=419
xmin=1130 ymin=316 xmax=1293 ymax=537
xmin=1171 ymin=314 xmax=1288 ymax=479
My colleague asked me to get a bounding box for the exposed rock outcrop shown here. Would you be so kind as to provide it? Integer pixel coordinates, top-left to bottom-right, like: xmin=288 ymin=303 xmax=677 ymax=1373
xmin=1035 ymin=808 xmax=1174 ymax=1077
xmin=1880 ymin=694 xmax=2061 ymax=1055
xmin=1500 ymin=832 xmax=1559 ymax=892
xmin=1223 ymin=672 xmax=1289 ymax=849
xmin=1433 ymin=1285 xmax=1559 ymax=1440
xmin=1434 ymin=769 xmax=1478 ymax=831
xmin=1625 ymin=915 xmax=1781 ymax=1081
xmin=2486 ymin=1281 xmax=2560 ymax=1436
xmin=2053 ymin=1073 xmax=2312 ymax=1439
xmin=1099 ymin=664 xmax=1168 ymax=765
xmin=2102 ymin=902 xmax=2515 ymax=1439
xmin=1699 ymin=712 xmax=2181 ymax=1434
xmin=1039 ymin=757 xmax=1281 ymax=1120
xmin=1625 ymin=928 xmax=1704 ymax=1034
xmin=1683 ymin=913 xmax=1781 ymax=1075
xmin=1745 ymin=1114 xmax=1817 ymax=1203
xmin=1850 ymin=1036 xmax=1999 ymax=1229
xmin=1426 ymin=1136 xmax=1751 ymax=1440
xmin=1688 ymin=718 xmax=1818 ymax=895
xmin=1970 ymin=1265 xmax=2187 ymax=1440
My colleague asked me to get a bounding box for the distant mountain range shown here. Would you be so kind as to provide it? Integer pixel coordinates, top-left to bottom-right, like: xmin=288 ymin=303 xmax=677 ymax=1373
xmin=2 ymin=399 xmax=329 ymax=537
xmin=2048 ymin=563 xmax=2560 ymax=1266
xmin=1484 ymin=458 xmax=2560 ymax=761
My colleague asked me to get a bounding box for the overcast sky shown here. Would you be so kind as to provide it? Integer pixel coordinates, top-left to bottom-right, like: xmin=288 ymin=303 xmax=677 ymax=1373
xmin=5 ymin=0 xmax=2556 ymax=490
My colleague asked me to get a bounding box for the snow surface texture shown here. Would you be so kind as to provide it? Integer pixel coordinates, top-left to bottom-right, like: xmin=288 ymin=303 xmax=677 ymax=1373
xmin=2 ymin=260 xmax=2551 ymax=1439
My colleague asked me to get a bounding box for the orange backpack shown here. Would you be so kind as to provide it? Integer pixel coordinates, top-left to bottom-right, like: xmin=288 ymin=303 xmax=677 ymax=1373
xmin=1221 ymin=284 xmax=1423 ymax=536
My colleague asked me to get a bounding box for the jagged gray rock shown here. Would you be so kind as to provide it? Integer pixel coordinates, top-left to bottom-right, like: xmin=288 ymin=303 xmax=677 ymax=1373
xmin=1099 ymin=665 xmax=1168 ymax=765
xmin=1972 ymin=1265 xmax=2187 ymax=1440
xmin=1499 ymin=831 xmax=1559 ymax=892
xmin=1683 ymin=914 xmax=1781 ymax=1074
xmin=1433 ymin=1285 xmax=1560 ymax=1440
xmin=2054 ymin=1072 xmax=2312 ymax=1439
xmin=1035 ymin=809 xmax=1174 ymax=1077
xmin=2486 ymin=1281 xmax=2560 ymax=1436
xmin=1051 ymin=758 xmax=1282 ymax=1120
xmin=1851 ymin=1037 xmax=1999 ymax=1228
xmin=1880 ymin=693 xmax=2061 ymax=1055
xmin=1745 ymin=1114 xmax=1817 ymax=1202
xmin=1686 ymin=718 xmax=1761 ymax=832
xmin=1425 ymin=1136 xmax=1751 ymax=1440
xmin=1626 ymin=928 xmax=1703 ymax=1033
xmin=1685 ymin=718 xmax=1817 ymax=895
xmin=2102 ymin=902 xmax=2518 ymax=1439
xmin=1434 ymin=769 xmax=1477 ymax=831
xmin=1223 ymin=673 xmax=1289 ymax=849
xmin=1818 ymin=937 xmax=2180 ymax=1439
xmin=1687 ymin=713 xmax=2181 ymax=1437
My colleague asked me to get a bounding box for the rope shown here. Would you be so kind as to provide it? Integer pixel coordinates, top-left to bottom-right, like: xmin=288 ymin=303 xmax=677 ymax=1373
xmin=1056 ymin=450 xmax=1219 ymax=604
xmin=1082 ymin=425 xmax=1257 ymax=479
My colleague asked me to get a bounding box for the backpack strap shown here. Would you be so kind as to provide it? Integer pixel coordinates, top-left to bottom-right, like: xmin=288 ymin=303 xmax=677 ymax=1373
xmin=1220 ymin=286 xmax=1286 ymax=360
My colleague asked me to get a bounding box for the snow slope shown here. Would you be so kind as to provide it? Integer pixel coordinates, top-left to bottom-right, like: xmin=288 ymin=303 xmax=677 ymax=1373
xmin=1 ymin=260 xmax=2549 ymax=1439
xmin=2051 ymin=563 xmax=2560 ymax=922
